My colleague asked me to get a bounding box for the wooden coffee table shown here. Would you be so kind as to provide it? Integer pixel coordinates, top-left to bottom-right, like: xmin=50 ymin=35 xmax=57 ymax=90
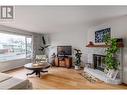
xmin=24 ymin=63 xmax=50 ymax=77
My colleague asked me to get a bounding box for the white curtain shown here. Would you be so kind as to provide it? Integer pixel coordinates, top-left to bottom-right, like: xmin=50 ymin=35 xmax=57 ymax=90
xmin=32 ymin=33 xmax=43 ymax=61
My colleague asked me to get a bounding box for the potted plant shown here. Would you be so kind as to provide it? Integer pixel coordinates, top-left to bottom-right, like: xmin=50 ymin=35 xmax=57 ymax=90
xmin=74 ymin=49 xmax=82 ymax=70
xmin=104 ymin=34 xmax=120 ymax=79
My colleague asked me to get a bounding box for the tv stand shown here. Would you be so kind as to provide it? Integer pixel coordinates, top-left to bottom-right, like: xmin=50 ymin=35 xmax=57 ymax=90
xmin=54 ymin=56 xmax=72 ymax=68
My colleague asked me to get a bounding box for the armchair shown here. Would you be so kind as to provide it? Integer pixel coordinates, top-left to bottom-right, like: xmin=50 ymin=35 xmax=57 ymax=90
xmin=35 ymin=55 xmax=48 ymax=64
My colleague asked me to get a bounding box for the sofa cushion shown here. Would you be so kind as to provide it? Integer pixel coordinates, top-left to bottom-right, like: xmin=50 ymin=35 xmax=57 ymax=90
xmin=0 ymin=73 xmax=12 ymax=83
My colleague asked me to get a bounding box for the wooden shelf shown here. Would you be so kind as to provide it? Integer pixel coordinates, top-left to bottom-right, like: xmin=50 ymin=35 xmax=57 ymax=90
xmin=86 ymin=38 xmax=124 ymax=48
xmin=86 ymin=44 xmax=124 ymax=48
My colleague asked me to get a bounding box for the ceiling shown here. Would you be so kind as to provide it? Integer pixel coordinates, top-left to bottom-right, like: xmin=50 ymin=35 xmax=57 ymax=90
xmin=1 ymin=6 xmax=127 ymax=33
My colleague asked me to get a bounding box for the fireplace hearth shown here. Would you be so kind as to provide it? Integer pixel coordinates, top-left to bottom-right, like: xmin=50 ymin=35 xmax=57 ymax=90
xmin=93 ymin=54 xmax=106 ymax=71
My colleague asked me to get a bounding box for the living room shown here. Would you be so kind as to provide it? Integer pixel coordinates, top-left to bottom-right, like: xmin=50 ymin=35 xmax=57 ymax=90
xmin=0 ymin=6 xmax=127 ymax=89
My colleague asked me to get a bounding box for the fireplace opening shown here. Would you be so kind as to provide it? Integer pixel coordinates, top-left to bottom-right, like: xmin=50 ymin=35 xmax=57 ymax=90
xmin=93 ymin=54 xmax=106 ymax=72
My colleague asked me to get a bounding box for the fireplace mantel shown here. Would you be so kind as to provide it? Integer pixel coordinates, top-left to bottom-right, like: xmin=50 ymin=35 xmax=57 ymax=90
xmin=86 ymin=38 xmax=124 ymax=48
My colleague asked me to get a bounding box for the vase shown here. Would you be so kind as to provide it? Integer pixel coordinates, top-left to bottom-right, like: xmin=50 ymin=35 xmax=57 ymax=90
xmin=106 ymin=69 xmax=119 ymax=80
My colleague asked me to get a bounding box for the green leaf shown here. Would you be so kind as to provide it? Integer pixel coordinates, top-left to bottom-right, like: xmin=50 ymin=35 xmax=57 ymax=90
xmin=104 ymin=35 xmax=119 ymax=70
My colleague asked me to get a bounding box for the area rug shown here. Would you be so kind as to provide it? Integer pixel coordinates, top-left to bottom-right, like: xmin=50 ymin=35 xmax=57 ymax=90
xmin=79 ymin=72 xmax=102 ymax=83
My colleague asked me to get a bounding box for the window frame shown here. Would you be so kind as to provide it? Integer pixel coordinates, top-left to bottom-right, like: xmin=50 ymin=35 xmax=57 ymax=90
xmin=26 ymin=36 xmax=32 ymax=59
xmin=0 ymin=31 xmax=33 ymax=62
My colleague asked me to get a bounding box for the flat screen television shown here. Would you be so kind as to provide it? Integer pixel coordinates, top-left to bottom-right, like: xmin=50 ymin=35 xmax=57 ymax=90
xmin=57 ymin=46 xmax=72 ymax=56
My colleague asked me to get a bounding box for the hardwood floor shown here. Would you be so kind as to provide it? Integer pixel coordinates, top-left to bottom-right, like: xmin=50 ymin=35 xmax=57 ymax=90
xmin=5 ymin=67 xmax=127 ymax=89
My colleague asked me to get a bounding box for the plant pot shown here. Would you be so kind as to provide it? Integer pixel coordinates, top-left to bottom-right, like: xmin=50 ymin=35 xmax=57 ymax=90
xmin=106 ymin=69 xmax=119 ymax=80
xmin=106 ymin=69 xmax=121 ymax=84
xmin=74 ymin=65 xmax=80 ymax=70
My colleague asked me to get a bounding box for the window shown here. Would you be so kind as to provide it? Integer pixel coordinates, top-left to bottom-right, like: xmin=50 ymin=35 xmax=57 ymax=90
xmin=0 ymin=32 xmax=32 ymax=62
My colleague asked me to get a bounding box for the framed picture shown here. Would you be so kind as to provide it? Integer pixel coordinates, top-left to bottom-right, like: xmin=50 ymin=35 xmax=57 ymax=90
xmin=95 ymin=28 xmax=111 ymax=43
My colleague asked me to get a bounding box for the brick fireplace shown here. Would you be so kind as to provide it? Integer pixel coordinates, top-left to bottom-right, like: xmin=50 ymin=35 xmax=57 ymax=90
xmin=84 ymin=47 xmax=123 ymax=84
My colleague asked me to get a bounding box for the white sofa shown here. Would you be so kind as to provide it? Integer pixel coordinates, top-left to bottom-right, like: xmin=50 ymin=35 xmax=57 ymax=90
xmin=0 ymin=73 xmax=32 ymax=89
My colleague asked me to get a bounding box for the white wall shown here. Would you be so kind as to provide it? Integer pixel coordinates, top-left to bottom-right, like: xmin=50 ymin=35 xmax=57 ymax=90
xmin=87 ymin=15 xmax=127 ymax=84
xmin=0 ymin=25 xmax=33 ymax=36
xmin=0 ymin=25 xmax=43 ymax=72
xmin=48 ymin=25 xmax=89 ymax=66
